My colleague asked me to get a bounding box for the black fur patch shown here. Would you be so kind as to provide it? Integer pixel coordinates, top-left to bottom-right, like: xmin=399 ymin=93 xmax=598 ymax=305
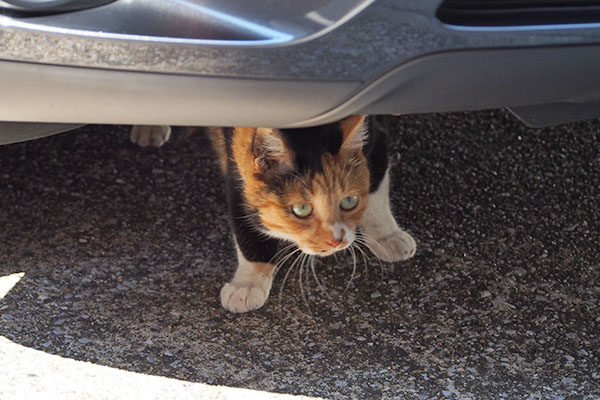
xmin=281 ymin=118 xmax=388 ymax=193
xmin=280 ymin=121 xmax=344 ymax=175
xmin=223 ymin=127 xmax=281 ymax=263
xmin=362 ymin=118 xmax=389 ymax=193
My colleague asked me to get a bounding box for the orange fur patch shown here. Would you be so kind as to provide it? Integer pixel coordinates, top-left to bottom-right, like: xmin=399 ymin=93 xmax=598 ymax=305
xmin=253 ymin=262 xmax=275 ymax=278
xmin=340 ymin=115 xmax=366 ymax=150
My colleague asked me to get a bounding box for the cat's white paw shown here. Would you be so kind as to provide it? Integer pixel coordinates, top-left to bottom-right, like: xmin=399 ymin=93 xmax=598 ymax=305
xmin=220 ymin=282 xmax=269 ymax=313
xmin=368 ymin=229 xmax=416 ymax=262
xmin=130 ymin=125 xmax=171 ymax=147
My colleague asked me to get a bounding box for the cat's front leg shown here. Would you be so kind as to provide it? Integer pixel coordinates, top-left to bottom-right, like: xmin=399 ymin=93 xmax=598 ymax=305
xmin=359 ymin=169 xmax=416 ymax=262
xmin=130 ymin=125 xmax=171 ymax=147
xmin=220 ymin=177 xmax=281 ymax=313
xmin=220 ymin=243 xmax=276 ymax=313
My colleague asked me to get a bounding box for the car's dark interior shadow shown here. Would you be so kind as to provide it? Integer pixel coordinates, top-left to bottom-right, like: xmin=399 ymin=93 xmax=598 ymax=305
xmin=1 ymin=113 xmax=598 ymax=398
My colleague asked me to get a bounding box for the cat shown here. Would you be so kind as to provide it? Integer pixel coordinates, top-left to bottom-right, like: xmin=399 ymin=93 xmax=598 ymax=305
xmin=131 ymin=116 xmax=416 ymax=313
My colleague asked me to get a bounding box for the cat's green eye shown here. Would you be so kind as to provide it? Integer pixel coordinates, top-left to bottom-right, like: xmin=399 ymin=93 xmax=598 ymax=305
xmin=340 ymin=195 xmax=359 ymax=210
xmin=291 ymin=203 xmax=313 ymax=218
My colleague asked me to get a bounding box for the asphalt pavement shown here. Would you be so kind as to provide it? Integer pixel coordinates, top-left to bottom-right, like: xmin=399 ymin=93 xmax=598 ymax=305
xmin=0 ymin=111 xmax=598 ymax=399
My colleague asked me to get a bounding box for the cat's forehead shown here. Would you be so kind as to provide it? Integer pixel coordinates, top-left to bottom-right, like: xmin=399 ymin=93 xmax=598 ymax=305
xmin=309 ymin=160 xmax=346 ymax=191
xmin=277 ymin=157 xmax=365 ymax=205
xmin=279 ymin=123 xmax=345 ymax=174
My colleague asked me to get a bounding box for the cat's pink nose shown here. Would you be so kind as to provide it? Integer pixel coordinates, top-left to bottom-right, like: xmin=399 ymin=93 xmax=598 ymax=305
xmin=326 ymin=227 xmax=346 ymax=248
xmin=327 ymin=238 xmax=342 ymax=247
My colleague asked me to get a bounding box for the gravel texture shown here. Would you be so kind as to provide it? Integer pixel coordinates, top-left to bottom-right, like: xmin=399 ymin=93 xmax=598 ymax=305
xmin=0 ymin=110 xmax=598 ymax=399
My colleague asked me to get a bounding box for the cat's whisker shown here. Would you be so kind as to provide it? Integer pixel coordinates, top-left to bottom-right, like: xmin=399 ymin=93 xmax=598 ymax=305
xmin=342 ymin=245 xmax=358 ymax=296
xmin=272 ymin=250 xmax=292 ymax=275
xmin=291 ymin=172 xmax=309 ymax=188
xmin=232 ymin=213 xmax=282 ymax=242
xmin=278 ymin=250 xmax=304 ymax=303
xmin=353 ymin=237 xmax=375 ymax=259
xmin=310 ymin=256 xmax=330 ymax=298
xmin=233 ymin=212 xmax=257 ymax=220
xmin=353 ymin=241 xmax=371 ymax=275
xmin=354 ymin=240 xmax=384 ymax=287
xmin=354 ymin=238 xmax=376 ymax=278
xmin=232 ymin=213 xmax=261 ymax=225
xmin=238 ymin=222 xmax=275 ymax=241
xmin=308 ymin=255 xmax=317 ymax=300
xmin=355 ymin=232 xmax=383 ymax=252
xmin=269 ymin=242 xmax=297 ymax=266
xmin=298 ymin=254 xmax=311 ymax=311
xmin=305 ymin=255 xmax=314 ymax=299
xmin=355 ymin=232 xmax=389 ymax=261
xmin=273 ymin=247 xmax=302 ymax=279
xmin=354 ymin=236 xmax=385 ymax=286
xmin=269 ymin=243 xmax=292 ymax=263
xmin=357 ymin=231 xmax=388 ymax=259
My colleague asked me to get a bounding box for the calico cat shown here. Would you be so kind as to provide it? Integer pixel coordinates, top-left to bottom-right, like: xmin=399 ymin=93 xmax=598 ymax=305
xmin=131 ymin=116 xmax=416 ymax=313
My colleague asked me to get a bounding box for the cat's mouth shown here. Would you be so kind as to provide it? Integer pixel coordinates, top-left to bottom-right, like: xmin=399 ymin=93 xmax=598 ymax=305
xmin=318 ymin=248 xmax=344 ymax=257
xmin=302 ymin=241 xmax=352 ymax=257
xmin=299 ymin=227 xmax=357 ymax=257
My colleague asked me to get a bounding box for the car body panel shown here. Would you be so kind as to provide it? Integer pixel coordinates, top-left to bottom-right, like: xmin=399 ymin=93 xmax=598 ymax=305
xmin=1 ymin=0 xmax=600 ymax=143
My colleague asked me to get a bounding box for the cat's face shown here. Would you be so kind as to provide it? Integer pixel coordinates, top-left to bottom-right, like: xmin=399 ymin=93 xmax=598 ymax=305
xmin=237 ymin=116 xmax=370 ymax=256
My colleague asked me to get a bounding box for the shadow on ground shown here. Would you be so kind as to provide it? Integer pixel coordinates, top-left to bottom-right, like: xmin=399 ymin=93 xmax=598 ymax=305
xmin=0 ymin=112 xmax=598 ymax=399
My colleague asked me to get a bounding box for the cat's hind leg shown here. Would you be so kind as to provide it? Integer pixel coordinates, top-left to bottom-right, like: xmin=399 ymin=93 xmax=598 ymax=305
xmin=130 ymin=125 xmax=171 ymax=147
xmin=220 ymin=243 xmax=275 ymax=313
xmin=359 ymin=169 xmax=416 ymax=262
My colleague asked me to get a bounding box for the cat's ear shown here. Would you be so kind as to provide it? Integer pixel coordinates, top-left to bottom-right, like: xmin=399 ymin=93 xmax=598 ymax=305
xmin=340 ymin=115 xmax=367 ymax=152
xmin=252 ymin=128 xmax=294 ymax=178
